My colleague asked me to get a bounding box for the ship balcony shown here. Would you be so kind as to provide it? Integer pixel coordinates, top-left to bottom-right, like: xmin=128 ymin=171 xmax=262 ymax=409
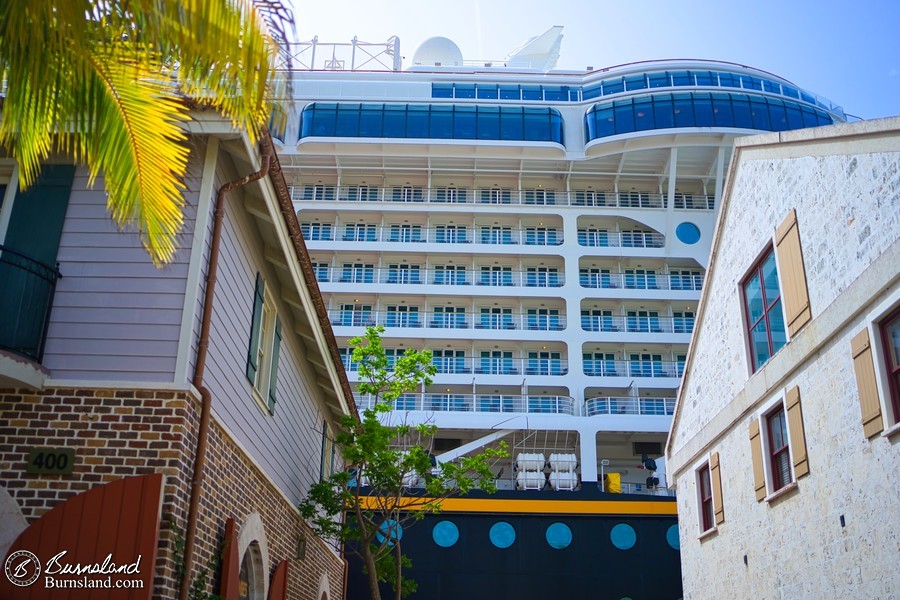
xmin=0 ymin=245 xmax=59 ymax=388
xmin=577 ymin=229 xmax=665 ymax=249
xmin=355 ymin=392 xmax=577 ymax=415
xmin=290 ymin=185 xmax=715 ymax=211
xmin=584 ymin=396 xmax=676 ymax=417
xmin=328 ymin=308 xmax=566 ymax=333
xmin=580 ymin=314 xmax=694 ymax=336
xmin=582 ymin=359 xmax=684 ymax=379
xmin=301 ymin=223 xmax=565 ymax=247
xmin=578 ymin=271 xmax=703 ymax=292
xmin=315 ymin=265 xmax=565 ymax=288
xmin=341 ymin=354 xmax=569 ymax=377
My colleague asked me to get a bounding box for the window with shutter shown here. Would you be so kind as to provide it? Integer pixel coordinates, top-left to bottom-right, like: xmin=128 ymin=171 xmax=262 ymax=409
xmin=710 ymin=451 xmax=725 ymax=525
xmin=749 ymin=419 xmax=766 ymax=501
xmin=785 ymin=386 xmax=809 ymax=478
xmin=697 ymin=463 xmax=714 ymax=532
xmin=774 ymin=209 xmax=811 ymax=336
xmin=880 ymin=308 xmax=900 ymax=428
xmin=852 ymin=328 xmax=885 ymax=438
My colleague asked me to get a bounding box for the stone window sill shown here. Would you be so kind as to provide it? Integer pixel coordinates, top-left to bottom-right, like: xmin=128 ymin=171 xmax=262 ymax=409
xmin=764 ymin=480 xmax=798 ymax=504
xmin=882 ymin=421 xmax=900 ymax=440
xmin=698 ymin=527 xmax=718 ymax=542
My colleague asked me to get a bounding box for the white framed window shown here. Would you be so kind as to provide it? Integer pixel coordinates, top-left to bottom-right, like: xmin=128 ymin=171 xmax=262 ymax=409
xmin=246 ymin=273 xmax=282 ymax=415
xmin=851 ymin=295 xmax=900 ymax=438
xmin=749 ymin=387 xmax=808 ymax=502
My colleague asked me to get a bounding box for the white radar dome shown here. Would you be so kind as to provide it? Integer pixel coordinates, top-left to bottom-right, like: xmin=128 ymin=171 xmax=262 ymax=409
xmin=412 ymin=37 xmax=463 ymax=67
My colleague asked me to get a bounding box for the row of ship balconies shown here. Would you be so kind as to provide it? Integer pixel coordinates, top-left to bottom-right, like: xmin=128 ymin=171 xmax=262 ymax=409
xmin=355 ymin=391 xmax=676 ymax=418
xmin=310 ymin=261 xmax=703 ymax=291
xmin=291 ymin=185 xmax=715 ymax=211
xmin=299 ymin=221 xmax=667 ymax=249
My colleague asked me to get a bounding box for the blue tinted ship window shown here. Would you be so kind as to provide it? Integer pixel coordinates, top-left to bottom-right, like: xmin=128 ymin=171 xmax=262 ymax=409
xmin=711 ymin=93 xmax=734 ymax=127
xmin=671 ymin=71 xmax=692 ymax=86
xmin=763 ymin=80 xmax=780 ymax=93
xmin=782 ymin=85 xmax=799 ymax=99
xmin=692 ymin=92 xmax=714 ymax=126
xmin=522 ymin=86 xmax=542 ymax=100
xmin=309 ymin=103 xmax=337 ymax=136
xmin=800 ymin=106 xmax=819 ymax=128
xmin=767 ymin=98 xmax=788 ymax=131
xmin=550 ymin=111 xmax=563 ymax=144
xmin=673 ymin=93 xmax=694 ymax=127
xmin=603 ymin=77 xmax=624 ymax=95
xmin=500 ymin=106 xmax=524 ymax=139
xmin=633 ymin=97 xmax=654 ymax=131
xmin=524 ymin=107 xmax=551 ymax=140
xmin=454 ymin=85 xmax=475 ymax=99
xmin=624 ymin=75 xmax=647 ymax=91
xmin=477 ymin=85 xmax=499 ymax=99
xmin=569 ymin=89 xmax=580 ymax=101
xmin=613 ymin=100 xmax=635 ymax=134
xmin=694 ymin=71 xmax=716 ymax=86
xmin=433 ymin=84 xmax=453 ymax=98
xmin=454 ymin=105 xmax=477 ymax=138
xmin=583 ymin=85 xmax=602 ymax=100
xmin=800 ymin=90 xmax=816 ymax=105
xmin=731 ymin=94 xmax=752 ymax=127
xmin=749 ymin=97 xmax=770 ymax=129
xmin=816 ymin=110 xmax=832 ymax=126
xmin=383 ymin=104 xmax=407 ymax=137
xmin=718 ymin=72 xmax=739 ymax=88
xmin=359 ymin=104 xmax=383 ymax=137
xmin=477 ymin=106 xmax=500 ymax=139
xmin=784 ymin=103 xmax=803 ymax=129
xmin=430 ymin=105 xmax=453 ymax=138
xmin=336 ymin=104 xmax=360 ymax=136
xmin=499 ymin=85 xmax=520 ymax=100
xmin=407 ymin=105 xmax=429 ymax=137
xmin=653 ymin=94 xmax=674 ymax=128
xmin=648 ymin=72 xmax=670 ymax=88
xmin=543 ymin=86 xmax=566 ymax=101
xmin=741 ymin=75 xmax=762 ymax=91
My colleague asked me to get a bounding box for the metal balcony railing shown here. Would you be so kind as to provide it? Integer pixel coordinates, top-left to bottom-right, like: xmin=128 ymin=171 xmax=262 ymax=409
xmin=301 ymin=224 xmax=565 ymax=246
xmin=355 ymin=393 xmax=577 ymax=415
xmin=584 ymin=396 xmax=676 ymax=416
xmin=583 ymin=360 xmax=685 ymax=378
xmin=579 ymin=272 xmax=703 ymax=291
xmin=290 ymin=186 xmax=716 ymax=211
xmin=330 ymin=309 xmax=566 ymax=332
xmin=581 ymin=315 xmax=694 ymax=334
xmin=0 ymin=245 xmax=61 ymax=361
xmin=577 ymin=230 xmax=665 ymax=248
xmin=317 ymin=265 xmax=565 ymax=288
xmin=342 ymin=355 xmax=569 ymax=376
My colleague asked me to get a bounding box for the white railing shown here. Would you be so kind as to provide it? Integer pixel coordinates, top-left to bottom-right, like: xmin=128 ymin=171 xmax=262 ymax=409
xmin=579 ymin=272 xmax=703 ymax=291
xmin=577 ymin=230 xmax=665 ymax=248
xmin=585 ymin=396 xmax=676 ymax=416
xmin=329 ymin=309 xmax=566 ymax=331
xmin=316 ymin=265 xmax=565 ymax=288
xmin=583 ymin=360 xmax=684 ymax=378
xmin=290 ymin=186 xmax=715 ymax=210
xmin=355 ymin=393 xmax=576 ymax=415
xmin=581 ymin=315 xmax=694 ymax=334
xmin=342 ymin=356 xmax=569 ymax=376
xmin=303 ymin=224 xmax=564 ymax=246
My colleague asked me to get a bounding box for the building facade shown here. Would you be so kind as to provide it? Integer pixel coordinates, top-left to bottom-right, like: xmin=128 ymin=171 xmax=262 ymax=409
xmin=0 ymin=129 xmax=354 ymax=598
xmin=666 ymin=117 xmax=900 ymax=598
xmin=277 ymin=30 xmax=846 ymax=492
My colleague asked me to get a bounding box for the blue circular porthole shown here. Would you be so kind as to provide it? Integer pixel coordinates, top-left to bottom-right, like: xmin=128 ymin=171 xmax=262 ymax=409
xmin=666 ymin=524 xmax=680 ymax=550
xmin=432 ymin=521 xmax=459 ymax=548
xmin=545 ymin=522 xmax=573 ymax=549
xmin=376 ymin=519 xmax=402 ymax=547
xmin=676 ymin=222 xmax=701 ymax=245
xmin=489 ymin=521 xmax=516 ymax=549
xmin=610 ymin=523 xmax=636 ymax=550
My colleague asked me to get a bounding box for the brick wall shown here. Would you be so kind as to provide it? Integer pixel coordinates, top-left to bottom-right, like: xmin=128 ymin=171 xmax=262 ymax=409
xmin=0 ymin=387 xmax=344 ymax=599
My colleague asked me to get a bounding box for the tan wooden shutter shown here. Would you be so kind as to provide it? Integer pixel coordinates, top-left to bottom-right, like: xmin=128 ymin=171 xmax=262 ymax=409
xmin=710 ymin=451 xmax=725 ymax=525
xmin=785 ymin=386 xmax=809 ymax=479
xmin=775 ymin=209 xmax=811 ymax=337
xmin=851 ymin=328 xmax=884 ymax=438
xmin=749 ymin=420 xmax=766 ymax=501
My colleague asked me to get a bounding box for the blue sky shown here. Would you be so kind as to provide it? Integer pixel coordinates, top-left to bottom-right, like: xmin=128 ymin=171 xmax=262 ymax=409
xmin=288 ymin=0 xmax=899 ymax=120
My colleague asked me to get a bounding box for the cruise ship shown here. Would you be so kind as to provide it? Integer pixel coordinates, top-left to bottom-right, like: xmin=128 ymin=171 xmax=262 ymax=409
xmin=274 ymin=28 xmax=845 ymax=598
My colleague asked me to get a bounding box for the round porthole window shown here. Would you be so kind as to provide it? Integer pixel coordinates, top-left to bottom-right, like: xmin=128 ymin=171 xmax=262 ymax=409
xmin=666 ymin=524 xmax=680 ymax=550
xmin=489 ymin=521 xmax=516 ymax=548
xmin=610 ymin=523 xmax=636 ymax=550
xmin=675 ymin=222 xmax=701 ymax=245
xmin=432 ymin=520 xmax=459 ymax=548
xmin=545 ymin=522 xmax=573 ymax=549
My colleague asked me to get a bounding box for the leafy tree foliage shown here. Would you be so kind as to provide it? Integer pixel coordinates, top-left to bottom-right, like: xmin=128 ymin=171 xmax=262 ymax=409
xmin=300 ymin=326 xmax=507 ymax=600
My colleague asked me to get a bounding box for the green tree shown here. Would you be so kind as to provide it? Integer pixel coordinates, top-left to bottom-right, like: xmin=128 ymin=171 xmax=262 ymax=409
xmin=299 ymin=326 xmax=507 ymax=600
xmin=0 ymin=0 xmax=291 ymax=265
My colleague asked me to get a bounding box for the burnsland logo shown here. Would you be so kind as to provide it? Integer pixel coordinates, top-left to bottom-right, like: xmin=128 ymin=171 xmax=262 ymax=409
xmin=4 ymin=550 xmax=41 ymax=587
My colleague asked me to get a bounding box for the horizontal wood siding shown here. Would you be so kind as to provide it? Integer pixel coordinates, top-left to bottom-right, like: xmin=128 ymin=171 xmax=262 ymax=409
xmin=201 ymin=169 xmax=327 ymax=504
xmin=42 ymin=157 xmax=203 ymax=381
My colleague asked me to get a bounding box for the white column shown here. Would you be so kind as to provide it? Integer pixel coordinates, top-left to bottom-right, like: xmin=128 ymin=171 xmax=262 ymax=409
xmin=580 ymin=427 xmax=599 ymax=483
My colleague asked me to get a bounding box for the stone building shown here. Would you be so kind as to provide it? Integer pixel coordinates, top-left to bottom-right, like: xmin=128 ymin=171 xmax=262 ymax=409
xmin=0 ymin=126 xmax=355 ymax=598
xmin=666 ymin=117 xmax=900 ymax=598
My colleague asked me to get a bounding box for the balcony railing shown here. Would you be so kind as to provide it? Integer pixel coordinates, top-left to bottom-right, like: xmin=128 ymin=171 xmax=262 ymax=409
xmin=585 ymin=396 xmax=676 ymax=416
xmin=318 ymin=265 xmax=565 ymax=288
xmin=291 ymin=186 xmax=715 ymax=211
xmin=303 ymin=225 xmax=564 ymax=246
xmin=0 ymin=245 xmax=61 ymax=361
xmin=356 ymin=393 xmax=576 ymax=415
xmin=577 ymin=230 xmax=665 ymax=248
xmin=583 ymin=360 xmax=684 ymax=378
xmin=343 ymin=355 xmax=569 ymax=376
xmin=579 ymin=272 xmax=703 ymax=291
xmin=330 ymin=309 xmax=566 ymax=331
xmin=581 ymin=315 xmax=694 ymax=334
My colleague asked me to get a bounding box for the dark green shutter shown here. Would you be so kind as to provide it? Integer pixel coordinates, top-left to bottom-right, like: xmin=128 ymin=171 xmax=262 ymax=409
xmin=267 ymin=317 xmax=282 ymax=414
xmin=246 ymin=273 xmax=265 ymax=382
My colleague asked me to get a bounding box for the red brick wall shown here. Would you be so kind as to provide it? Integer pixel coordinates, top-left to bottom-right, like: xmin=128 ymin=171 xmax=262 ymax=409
xmin=0 ymin=387 xmax=344 ymax=599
